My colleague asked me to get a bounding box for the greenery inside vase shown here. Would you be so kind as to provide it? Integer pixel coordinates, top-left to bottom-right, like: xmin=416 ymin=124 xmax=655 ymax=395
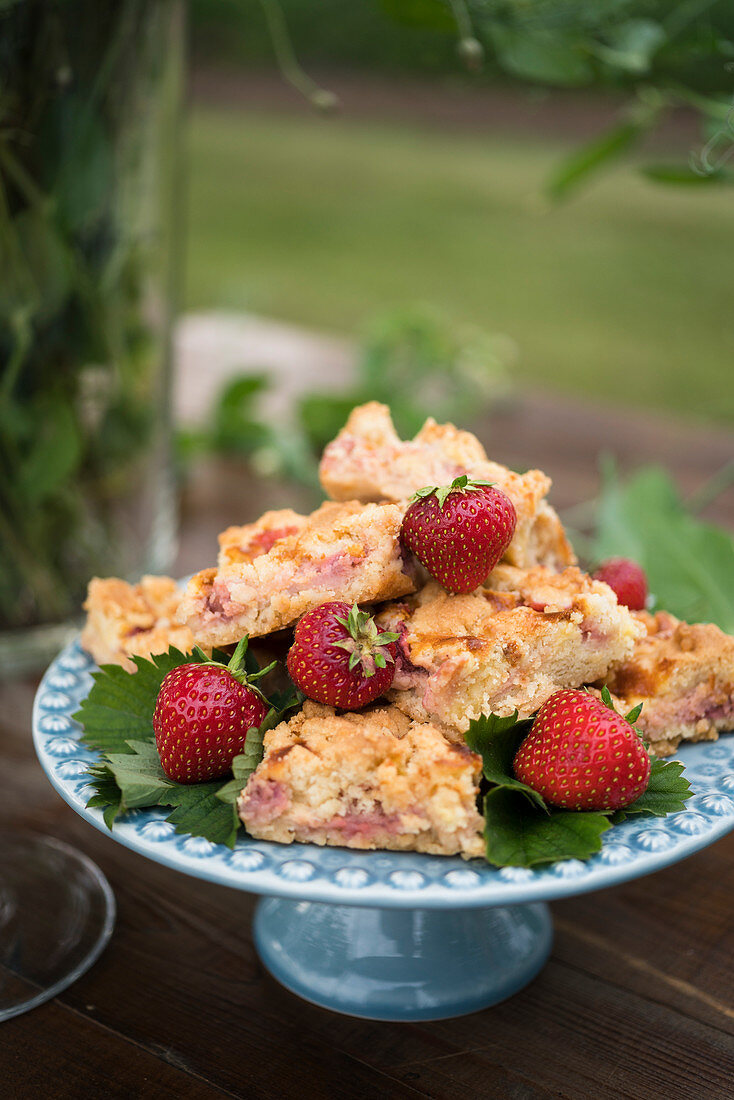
xmin=0 ymin=0 xmax=182 ymax=647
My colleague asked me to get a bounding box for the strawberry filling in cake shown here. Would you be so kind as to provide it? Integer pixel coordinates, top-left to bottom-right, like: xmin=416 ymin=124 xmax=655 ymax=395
xmin=603 ymin=610 xmax=734 ymax=755
xmin=218 ymin=508 xmax=308 ymax=568
xmin=239 ymin=777 xmax=290 ymax=823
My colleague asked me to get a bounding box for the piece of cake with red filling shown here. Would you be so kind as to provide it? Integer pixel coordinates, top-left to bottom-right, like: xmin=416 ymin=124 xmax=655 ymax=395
xmin=176 ymin=500 xmax=418 ymax=647
xmin=81 ymin=576 xmax=195 ymax=671
xmin=238 ymin=700 xmax=485 ymax=858
xmin=376 ymin=564 xmax=644 ymax=739
xmin=601 ymin=610 xmax=734 ymax=757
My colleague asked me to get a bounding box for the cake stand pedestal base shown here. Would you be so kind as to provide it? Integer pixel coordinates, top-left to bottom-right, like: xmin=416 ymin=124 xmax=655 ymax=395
xmin=254 ymin=897 xmax=553 ymax=1021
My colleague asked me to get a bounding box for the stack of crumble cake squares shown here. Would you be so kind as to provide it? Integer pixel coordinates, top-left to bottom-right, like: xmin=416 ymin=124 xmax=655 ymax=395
xmin=81 ymin=404 xmax=734 ymax=858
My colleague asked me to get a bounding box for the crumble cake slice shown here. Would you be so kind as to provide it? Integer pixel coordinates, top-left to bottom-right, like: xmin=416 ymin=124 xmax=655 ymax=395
xmin=319 ymin=402 xmax=575 ymax=570
xmin=176 ymin=500 xmax=418 ymax=647
xmin=81 ymin=576 xmax=195 ymax=672
xmin=238 ymin=700 xmax=485 ymax=858
xmin=377 ymin=564 xmax=644 ymax=738
xmin=602 ymin=610 xmax=734 ymax=757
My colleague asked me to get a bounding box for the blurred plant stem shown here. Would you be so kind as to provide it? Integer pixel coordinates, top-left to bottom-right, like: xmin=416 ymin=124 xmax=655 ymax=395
xmin=177 ymin=306 xmax=515 ymax=488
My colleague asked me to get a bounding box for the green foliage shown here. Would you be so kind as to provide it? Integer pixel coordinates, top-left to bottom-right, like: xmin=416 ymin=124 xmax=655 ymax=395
xmin=87 ymin=739 xmax=240 ymax=847
xmin=641 ymin=163 xmax=734 ymax=185
xmin=178 ymin=375 xmax=270 ymax=462
xmin=216 ymin=739 xmax=272 ymax=805
xmin=464 ymin=711 xmax=543 ymax=809
xmin=74 ymin=648 xmax=198 ymax=757
xmin=483 ymin=788 xmax=612 ymax=868
xmin=483 ymin=2 xmax=733 ymax=186
xmin=477 ymin=2 xmax=734 ymax=191
xmin=179 ymin=307 xmax=513 ymax=484
xmin=487 ymin=24 xmax=594 ymax=87
xmin=613 ymin=760 xmax=692 ymax=821
xmin=547 ymin=120 xmax=651 ymax=200
xmin=590 ymin=461 xmax=734 ymax=632
xmin=177 ymin=372 xmax=319 ymax=486
xmin=299 ymin=307 xmax=513 ymax=456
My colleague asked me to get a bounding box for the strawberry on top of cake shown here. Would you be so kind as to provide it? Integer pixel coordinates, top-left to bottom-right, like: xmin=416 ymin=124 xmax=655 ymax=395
xmin=319 ymin=402 xmax=575 ymax=570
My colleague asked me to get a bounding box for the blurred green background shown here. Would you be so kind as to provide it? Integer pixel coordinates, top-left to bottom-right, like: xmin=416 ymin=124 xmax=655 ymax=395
xmin=185 ymin=1 xmax=733 ymax=426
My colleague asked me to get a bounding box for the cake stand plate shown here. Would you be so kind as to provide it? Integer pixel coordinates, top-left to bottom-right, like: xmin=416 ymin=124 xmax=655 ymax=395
xmin=34 ymin=641 xmax=734 ymax=1020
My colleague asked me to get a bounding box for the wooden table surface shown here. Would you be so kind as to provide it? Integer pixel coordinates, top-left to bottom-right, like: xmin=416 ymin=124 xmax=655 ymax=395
xmin=2 ymin=393 xmax=733 ymax=1099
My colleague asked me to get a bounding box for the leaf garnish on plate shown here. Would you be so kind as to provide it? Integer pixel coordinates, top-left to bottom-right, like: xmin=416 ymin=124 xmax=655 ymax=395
xmin=611 ymin=759 xmax=692 ymax=822
xmin=87 ymin=739 xmax=240 ymax=847
xmin=75 ymin=643 xmax=301 ymax=847
xmin=73 ymin=647 xmax=228 ymax=756
xmin=464 ymin=711 xmax=545 ymax=810
xmin=465 ymin=709 xmax=693 ymax=867
xmin=216 ymin=705 xmax=289 ymax=805
xmin=483 ymin=788 xmax=612 ymax=868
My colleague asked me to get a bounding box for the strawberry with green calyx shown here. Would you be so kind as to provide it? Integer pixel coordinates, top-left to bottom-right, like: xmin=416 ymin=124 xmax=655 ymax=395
xmin=512 ymin=687 xmax=651 ymax=812
xmin=400 ymin=474 xmax=517 ymax=594
xmin=593 ymin=557 xmax=648 ymax=611
xmin=287 ymin=601 xmax=400 ymax=710
xmin=153 ymin=637 xmax=274 ymax=784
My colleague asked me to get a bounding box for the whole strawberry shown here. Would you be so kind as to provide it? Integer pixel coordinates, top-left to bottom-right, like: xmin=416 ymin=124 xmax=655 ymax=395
xmin=287 ymin=601 xmax=399 ymax=710
xmin=401 ymin=475 xmax=516 ymax=594
xmin=154 ymin=639 xmax=270 ymax=784
xmin=513 ymin=688 xmax=651 ymax=812
xmin=593 ymin=557 xmax=648 ymax=611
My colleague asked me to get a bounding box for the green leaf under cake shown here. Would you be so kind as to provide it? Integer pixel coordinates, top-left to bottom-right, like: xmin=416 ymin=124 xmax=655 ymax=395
xmin=483 ymin=789 xmax=612 ymax=867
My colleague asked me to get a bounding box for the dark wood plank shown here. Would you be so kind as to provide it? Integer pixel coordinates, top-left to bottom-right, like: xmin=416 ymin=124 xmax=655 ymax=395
xmin=0 ymin=997 xmax=231 ymax=1099
xmin=11 ymin=793 xmax=731 ymax=1100
xmin=50 ymin=818 xmax=427 ymax=1100
xmin=552 ymin=837 xmax=734 ymax=1034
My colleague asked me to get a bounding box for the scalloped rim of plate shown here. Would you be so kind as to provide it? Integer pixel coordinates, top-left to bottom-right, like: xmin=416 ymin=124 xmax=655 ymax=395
xmin=33 ymin=639 xmax=734 ymax=910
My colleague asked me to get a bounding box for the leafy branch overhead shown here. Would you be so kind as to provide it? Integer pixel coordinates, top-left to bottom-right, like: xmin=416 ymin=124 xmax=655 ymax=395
xmin=381 ymin=0 xmax=734 ymax=194
xmin=248 ymin=0 xmax=734 ymax=194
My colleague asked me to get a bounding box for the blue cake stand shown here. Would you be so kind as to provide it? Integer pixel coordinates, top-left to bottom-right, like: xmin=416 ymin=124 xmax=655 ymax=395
xmin=34 ymin=640 xmax=734 ymax=1021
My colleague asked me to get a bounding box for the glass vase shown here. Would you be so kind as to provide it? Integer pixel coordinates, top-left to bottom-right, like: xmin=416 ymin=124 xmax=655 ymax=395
xmin=0 ymin=0 xmax=183 ymax=674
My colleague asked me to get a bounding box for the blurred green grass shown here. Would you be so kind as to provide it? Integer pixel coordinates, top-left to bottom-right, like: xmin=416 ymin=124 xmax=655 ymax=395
xmin=185 ymin=108 xmax=733 ymax=425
